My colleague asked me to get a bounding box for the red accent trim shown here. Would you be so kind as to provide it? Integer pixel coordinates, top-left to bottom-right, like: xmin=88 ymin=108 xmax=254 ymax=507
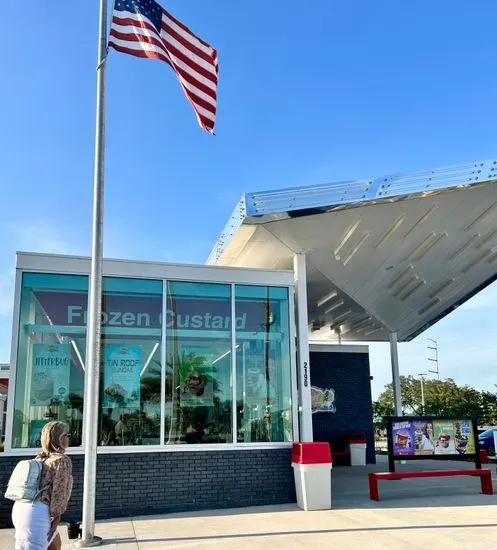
xmin=292 ymin=442 xmax=332 ymax=464
xmin=480 ymin=449 xmax=489 ymax=464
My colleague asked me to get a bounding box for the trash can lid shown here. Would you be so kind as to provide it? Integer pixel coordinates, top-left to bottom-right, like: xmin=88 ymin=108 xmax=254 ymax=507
xmin=346 ymin=433 xmax=367 ymax=443
xmin=292 ymin=442 xmax=331 ymax=464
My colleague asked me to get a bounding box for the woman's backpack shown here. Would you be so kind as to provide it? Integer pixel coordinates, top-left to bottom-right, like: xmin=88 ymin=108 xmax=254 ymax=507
xmin=4 ymin=459 xmax=47 ymax=503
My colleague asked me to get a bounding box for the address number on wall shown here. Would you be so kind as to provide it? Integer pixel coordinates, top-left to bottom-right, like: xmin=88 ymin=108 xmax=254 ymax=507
xmin=303 ymin=361 xmax=309 ymax=387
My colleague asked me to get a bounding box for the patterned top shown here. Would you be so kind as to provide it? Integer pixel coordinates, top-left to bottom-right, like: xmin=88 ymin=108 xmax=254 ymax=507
xmin=38 ymin=453 xmax=73 ymax=518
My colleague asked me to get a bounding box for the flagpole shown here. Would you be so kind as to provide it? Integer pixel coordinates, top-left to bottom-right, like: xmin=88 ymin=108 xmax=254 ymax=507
xmin=76 ymin=0 xmax=108 ymax=546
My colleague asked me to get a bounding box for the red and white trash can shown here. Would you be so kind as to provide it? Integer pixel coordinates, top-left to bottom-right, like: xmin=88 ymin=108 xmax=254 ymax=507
xmin=291 ymin=442 xmax=332 ymax=510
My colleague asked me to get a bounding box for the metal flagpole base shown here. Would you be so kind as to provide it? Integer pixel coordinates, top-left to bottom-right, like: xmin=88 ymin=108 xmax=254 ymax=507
xmin=74 ymin=536 xmax=103 ymax=547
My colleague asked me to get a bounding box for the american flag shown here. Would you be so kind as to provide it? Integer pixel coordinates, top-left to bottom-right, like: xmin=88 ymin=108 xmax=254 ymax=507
xmin=109 ymin=0 xmax=218 ymax=133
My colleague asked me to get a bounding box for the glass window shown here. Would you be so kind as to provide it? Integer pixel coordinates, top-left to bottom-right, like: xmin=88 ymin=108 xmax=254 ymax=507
xmin=12 ymin=272 xmax=294 ymax=449
xmin=165 ymin=282 xmax=232 ymax=444
xmin=12 ymin=273 xmax=163 ymax=449
xmin=12 ymin=273 xmax=88 ymax=448
xmin=235 ymin=285 xmax=293 ymax=443
xmin=99 ymin=277 xmax=163 ymax=446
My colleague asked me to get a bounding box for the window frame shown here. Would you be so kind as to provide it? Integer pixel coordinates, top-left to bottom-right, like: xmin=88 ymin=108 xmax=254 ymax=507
xmin=5 ymin=254 xmax=298 ymax=454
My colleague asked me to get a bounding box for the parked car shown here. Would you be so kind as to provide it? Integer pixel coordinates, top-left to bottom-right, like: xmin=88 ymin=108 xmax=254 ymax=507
xmin=478 ymin=428 xmax=497 ymax=456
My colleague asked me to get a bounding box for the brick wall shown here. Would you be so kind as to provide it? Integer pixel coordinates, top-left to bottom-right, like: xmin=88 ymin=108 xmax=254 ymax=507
xmin=0 ymin=455 xmax=20 ymax=529
xmin=310 ymin=351 xmax=375 ymax=463
xmin=0 ymin=448 xmax=295 ymax=528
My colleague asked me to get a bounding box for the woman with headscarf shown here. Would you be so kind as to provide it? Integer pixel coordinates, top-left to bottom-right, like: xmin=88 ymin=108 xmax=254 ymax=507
xmin=11 ymin=420 xmax=73 ymax=550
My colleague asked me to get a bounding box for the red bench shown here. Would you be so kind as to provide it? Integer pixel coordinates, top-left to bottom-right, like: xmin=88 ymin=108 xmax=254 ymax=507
xmin=331 ymin=449 xmax=350 ymax=461
xmin=368 ymin=469 xmax=493 ymax=501
xmin=328 ymin=433 xmax=366 ymax=465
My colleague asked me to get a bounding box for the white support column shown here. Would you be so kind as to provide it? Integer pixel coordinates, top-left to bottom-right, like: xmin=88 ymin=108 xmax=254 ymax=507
xmin=293 ymin=253 xmax=313 ymax=442
xmin=389 ymin=332 xmax=402 ymax=415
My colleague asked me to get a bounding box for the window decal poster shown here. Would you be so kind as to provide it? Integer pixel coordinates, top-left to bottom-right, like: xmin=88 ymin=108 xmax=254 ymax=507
xmin=311 ymin=386 xmax=336 ymax=413
xmin=103 ymin=345 xmax=141 ymax=409
xmin=243 ymin=352 xmax=276 ymax=408
xmin=31 ymin=343 xmax=70 ymax=406
xmin=179 ymin=368 xmax=214 ymax=408
xmin=29 ymin=419 xmax=50 ymax=447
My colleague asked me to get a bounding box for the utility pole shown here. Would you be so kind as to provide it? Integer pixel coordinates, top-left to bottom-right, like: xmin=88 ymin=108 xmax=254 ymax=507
xmin=427 ymin=338 xmax=439 ymax=379
xmin=418 ymin=373 xmax=427 ymax=415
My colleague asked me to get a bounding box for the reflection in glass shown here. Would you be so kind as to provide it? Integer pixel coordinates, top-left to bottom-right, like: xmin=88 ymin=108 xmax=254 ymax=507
xmin=235 ymin=285 xmax=292 ymax=443
xmin=165 ymin=282 xmax=232 ymax=444
xmin=12 ymin=273 xmax=88 ymax=448
xmin=99 ymin=277 xmax=163 ymax=446
xmin=12 ymin=272 xmax=294 ymax=449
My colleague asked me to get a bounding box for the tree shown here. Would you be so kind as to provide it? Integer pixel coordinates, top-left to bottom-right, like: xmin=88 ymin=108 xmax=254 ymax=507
xmin=481 ymin=391 xmax=497 ymax=425
xmin=374 ymin=375 xmax=497 ymax=425
xmin=373 ymin=401 xmax=393 ymax=428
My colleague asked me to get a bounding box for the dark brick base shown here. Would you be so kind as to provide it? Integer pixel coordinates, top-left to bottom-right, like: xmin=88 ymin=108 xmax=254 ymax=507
xmin=0 ymin=448 xmax=295 ymax=528
xmin=310 ymin=351 xmax=376 ymax=463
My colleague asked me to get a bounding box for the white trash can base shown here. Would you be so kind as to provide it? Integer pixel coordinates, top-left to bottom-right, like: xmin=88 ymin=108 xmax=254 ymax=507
xmin=349 ymin=442 xmax=367 ymax=466
xmin=292 ymin=463 xmax=332 ymax=511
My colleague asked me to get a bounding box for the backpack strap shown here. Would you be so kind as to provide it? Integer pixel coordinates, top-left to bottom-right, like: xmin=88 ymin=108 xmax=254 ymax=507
xmin=31 ymin=457 xmax=48 ymax=504
xmin=31 ymin=486 xmax=49 ymax=504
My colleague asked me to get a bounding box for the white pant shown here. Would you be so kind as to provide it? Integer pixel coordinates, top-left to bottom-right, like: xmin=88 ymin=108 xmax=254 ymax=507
xmin=11 ymin=501 xmax=57 ymax=550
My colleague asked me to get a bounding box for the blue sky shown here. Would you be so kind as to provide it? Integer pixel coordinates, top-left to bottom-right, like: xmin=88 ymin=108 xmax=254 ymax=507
xmin=1 ymin=1 xmax=496 ymax=398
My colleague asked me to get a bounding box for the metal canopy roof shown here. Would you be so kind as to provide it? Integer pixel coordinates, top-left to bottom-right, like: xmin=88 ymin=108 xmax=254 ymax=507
xmin=207 ymin=160 xmax=497 ymax=342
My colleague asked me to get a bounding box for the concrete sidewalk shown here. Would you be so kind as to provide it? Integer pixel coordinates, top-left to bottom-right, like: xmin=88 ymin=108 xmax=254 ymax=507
xmin=2 ymin=459 xmax=497 ymax=549
xmin=2 ymin=499 xmax=496 ymax=550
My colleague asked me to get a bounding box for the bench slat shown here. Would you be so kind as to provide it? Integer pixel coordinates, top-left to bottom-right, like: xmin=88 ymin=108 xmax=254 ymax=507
xmin=373 ymin=469 xmax=489 ymax=480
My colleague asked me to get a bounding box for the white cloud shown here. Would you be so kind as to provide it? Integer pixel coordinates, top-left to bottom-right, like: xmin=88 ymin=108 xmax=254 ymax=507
xmin=4 ymin=221 xmax=85 ymax=256
xmin=0 ymin=220 xmax=87 ymax=362
xmin=0 ymin=267 xmax=15 ymax=316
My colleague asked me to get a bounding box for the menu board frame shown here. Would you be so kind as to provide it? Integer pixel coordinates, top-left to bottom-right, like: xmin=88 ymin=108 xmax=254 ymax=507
xmin=386 ymin=416 xmax=481 ymax=472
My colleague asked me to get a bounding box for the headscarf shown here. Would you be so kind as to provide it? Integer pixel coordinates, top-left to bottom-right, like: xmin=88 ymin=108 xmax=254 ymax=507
xmin=36 ymin=421 xmax=69 ymax=458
